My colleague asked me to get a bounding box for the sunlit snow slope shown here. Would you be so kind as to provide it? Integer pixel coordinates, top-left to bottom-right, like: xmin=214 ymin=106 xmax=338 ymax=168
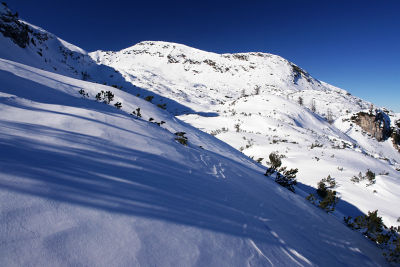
xmin=0 ymin=58 xmax=388 ymax=266
xmin=0 ymin=3 xmax=397 ymax=265
xmin=91 ymin=41 xmax=400 ymax=227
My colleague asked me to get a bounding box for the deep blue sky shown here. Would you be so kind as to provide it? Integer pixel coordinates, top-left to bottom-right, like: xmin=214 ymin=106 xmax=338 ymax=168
xmin=7 ymin=0 xmax=400 ymax=111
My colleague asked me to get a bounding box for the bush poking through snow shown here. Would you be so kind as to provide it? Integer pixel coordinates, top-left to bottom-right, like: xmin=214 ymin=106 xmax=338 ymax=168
xmin=78 ymin=89 xmax=89 ymax=98
xmin=175 ymin=132 xmax=188 ymax=146
xmin=95 ymin=90 xmax=114 ymax=104
xmin=318 ymin=190 xmax=339 ymax=213
xmin=265 ymin=152 xmax=298 ymax=192
xmin=157 ymin=103 xmax=167 ymax=109
xmin=310 ymin=142 xmax=323 ymax=149
xmin=131 ymin=107 xmax=142 ymax=117
xmin=298 ymin=96 xmax=303 ymax=106
xmin=144 ymin=95 xmax=154 ymax=102
xmin=366 ymin=169 xmax=376 ymax=186
xmin=344 ymin=211 xmax=400 ymax=263
xmin=307 ymin=175 xmax=339 ymax=213
xmin=351 ymin=170 xmax=376 ymax=186
xmin=274 ymin=167 xmax=298 ymax=192
xmin=268 ymin=152 xmax=282 ymax=171
xmin=114 ymin=102 xmax=122 ymax=109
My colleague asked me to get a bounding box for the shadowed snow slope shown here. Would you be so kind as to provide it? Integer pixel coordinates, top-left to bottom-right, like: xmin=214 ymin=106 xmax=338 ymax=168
xmin=0 ymin=58 xmax=388 ymax=265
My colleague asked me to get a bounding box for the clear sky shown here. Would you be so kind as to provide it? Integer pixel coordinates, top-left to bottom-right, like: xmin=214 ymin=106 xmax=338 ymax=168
xmin=7 ymin=0 xmax=400 ymax=112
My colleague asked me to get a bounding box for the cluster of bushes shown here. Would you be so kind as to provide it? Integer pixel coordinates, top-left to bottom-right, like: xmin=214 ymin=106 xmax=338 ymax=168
xmin=310 ymin=142 xmax=323 ymax=149
xmin=79 ymin=89 xmax=123 ymax=110
xmin=95 ymin=90 xmax=114 ymax=104
xmin=344 ymin=211 xmax=400 ymax=263
xmin=148 ymin=117 xmax=165 ymax=126
xmin=306 ymin=175 xmax=339 ymax=213
xmin=210 ymin=127 xmax=228 ymax=136
xmin=264 ymin=152 xmax=298 ymax=192
xmin=351 ymin=169 xmax=376 ymax=186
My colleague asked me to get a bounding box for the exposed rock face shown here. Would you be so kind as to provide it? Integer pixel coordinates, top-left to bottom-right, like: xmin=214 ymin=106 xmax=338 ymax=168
xmin=0 ymin=3 xmax=31 ymax=48
xmin=392 ymin=120 xmax=400 ymax=152
xmin=351 ymin=111 xmax=392 ymax=141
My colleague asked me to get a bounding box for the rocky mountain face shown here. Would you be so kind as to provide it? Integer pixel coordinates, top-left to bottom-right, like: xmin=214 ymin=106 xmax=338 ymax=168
xmin=351 ymin=110 xmax=392 ymax=141
xmin=351 ymin=110 xmax=400 ymax=152
xmin=0 ymin=4 xmax=30 ymax=48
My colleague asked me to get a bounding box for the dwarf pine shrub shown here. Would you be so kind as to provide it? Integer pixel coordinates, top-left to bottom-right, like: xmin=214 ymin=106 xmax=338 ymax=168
xmin=307 ymin=175 xmax=339 ymax=213
xmin=264 ymin=152 xmax=297 ymax=192
xmin=131 ymin=107 xmax=142 ymax=117
xmin=114 ymin=102 xmax=122 ymax=109
xmin=145 ymin=95 xmax=154 ymax=102
xmin=78 ymin=89 xmax=89 ymax=98
xmin=175 ymin=132 xmax=188 ymax=146
xmin=344 ymin=210 xmax=400 ymax=263
xmin=366 ymin=169 xmax=376 ymax=186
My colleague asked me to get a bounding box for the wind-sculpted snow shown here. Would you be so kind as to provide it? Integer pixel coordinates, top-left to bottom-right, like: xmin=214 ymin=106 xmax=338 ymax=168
xmin=0 ymin=56 xmax=388 ymax=266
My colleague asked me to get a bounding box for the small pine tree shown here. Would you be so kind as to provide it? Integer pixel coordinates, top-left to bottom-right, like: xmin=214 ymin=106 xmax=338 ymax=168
xmin=275 ymin=168 xmax=298 ymax=192
xmin=318 ymin=190 xmax=338 ymax=212
xmin=174 ymin=132 xmax=188 ymax=146
xmin=234 ymin=123 xmax=240 ymax=132
xmin=327 ymin=109 xmax=334 ymax=124
xmin=105 ymin=91 xmax=114 ymax=104
xmin=366 ymin=169 xmax=376 ymax=186
xmin=78 ymin=89 xmax=88 ymax=98
xmin=298 ymin=96 xmax=303 ymax=106
xmin=269 ymin=152 xmax=282 ymax=170
xmin=114 ymin=102 xmax=122 ymax=109
xmin=95 ymin=91 xmax=103 ymax=101
xmin=311 ymin=99 xmax=316 ymax=112
xmin=317 ymin=181 xmax=328 ymax=198
xmin=145 ymin=95 xmax=154 ymax=102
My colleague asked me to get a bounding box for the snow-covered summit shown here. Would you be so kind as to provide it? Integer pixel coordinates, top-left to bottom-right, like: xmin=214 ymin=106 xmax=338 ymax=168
xmin=90 ymin=40 xmax=372 ymax=120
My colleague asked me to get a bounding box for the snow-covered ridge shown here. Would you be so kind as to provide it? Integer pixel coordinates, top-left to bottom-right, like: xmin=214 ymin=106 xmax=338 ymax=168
xmin=90 ymin=40 xmax=371 ymax=119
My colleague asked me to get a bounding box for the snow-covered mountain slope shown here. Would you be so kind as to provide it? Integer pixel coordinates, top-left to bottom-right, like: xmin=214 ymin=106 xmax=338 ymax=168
xmin=0 ymin=3 xmax=398 ymax=264
xmin=0 ymin=58 xmax=388 ymax=266
xmin=90 ymin=41 xmax=371 ymax=118
xmin=90 ymin=41 xmax=400 ymax=227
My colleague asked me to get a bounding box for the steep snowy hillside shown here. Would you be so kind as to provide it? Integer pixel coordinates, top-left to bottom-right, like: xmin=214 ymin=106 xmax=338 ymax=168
xmin=90 ymin=41 xmax=400 ymax=228
xmin=0 ymin=58 xmax=388 ymax=266
xmin=0 ymin=3 xmax=398 ymax=264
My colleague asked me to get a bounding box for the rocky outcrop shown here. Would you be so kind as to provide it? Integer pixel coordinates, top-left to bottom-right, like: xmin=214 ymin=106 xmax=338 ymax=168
xmin=351 ymin=111 xmax=392 ymax=141
xmin=392 ymin=120 xmax=400 ymax=152
xmin=0 ymin=3 xmax=31 ymax=48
